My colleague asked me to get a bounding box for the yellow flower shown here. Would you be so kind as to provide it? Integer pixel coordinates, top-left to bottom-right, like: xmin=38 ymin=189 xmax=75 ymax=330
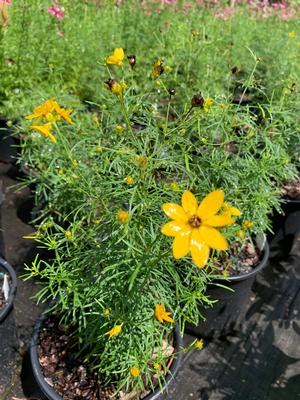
xmin=203 ymin=98 xmax=213 ymax=112
xmin=161 ymin=190 xmax=234 ymax=269
xmin=117 ymin=210 xmax=129 ymax=223
xmin=170 ymin=182 xmax=180 ymax=192
xmin=105 ymin=323 xmax=123 ymax=338
xmin=55 ymin=105 xmax=74 ymax=125
xmin=95 ymin=146 xmax=103 ymax=153
xmin=130 ymin=367 xmax=140 ymax=378
xmin=72 ymin=159 xmax=78 ymax=167
xmin=288 ymin=31 xmax=296 ymax=39
xmin=26 ymin=99 xmax=58 ymax=123
xmin=154 ymin=304 xmax=174 ymax=324
xmin=242 ymin=220 xmax=253 ymax=229
xmin=114 ymin=124 xmax=125 ymax=133
xmin=151 ymin=59 xmax=164 ymax=77
xmin=164 ymin=65 xmax=172 ymax=73
xmin=103 ymin=308 xmax=110 ymax=316
xmin=237 ymin=230 xmax=245 ymax=239
xmin=136 ymin=155 xmax=147 ymax=168
xmin=222 ymin=202 xmax=241 ymax=217
xmin=195 ymin=339 xmax=204 ymax=350
xmin=106 ymin=48 xmax=124 ymax=66
xmin=153 ymin=363 xmax=161 ymax=370
xmin=65 ymin=230 xmax=72 ymax=239
xmin=92 ymin=116 xmax=99 ymax=126
xmin=125 ymin=176 xmax=133 ymax=185
xmin=30 ymin=123 xmax=57 ymax=144
xmin=105 ymin=79 xmax=127 ymax=96
xmin=180 ymin=128 xmax=186 ymax=135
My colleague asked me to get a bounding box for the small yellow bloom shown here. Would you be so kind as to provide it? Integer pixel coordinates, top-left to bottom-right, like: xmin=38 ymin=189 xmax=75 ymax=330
xmin=105 ymin=323 xmax=123 ymax=338
xmin=170 ymin=182 xmax=180 ymax=192
xmin=55 ymin=106 xmax=74 ymax=125
xmin=191 ymin=30 xmax=200 ymax=37
xmin=153 ymin=363 xmax=161 ymax=370
xmin=154 ymin=304 xmax=174 ymax=324
xmin=161 ymin=190 xmax=234 ymax=269
xmin=6 ymin=120 xmax=13 ymax=127
xmin=237 ymin=230 xmax=245 ymax=239
xmin=195 ymin=339 xmax=204 ymax=350
xmin=151 ymin=59 xmax=164 ymax=77
xmin=95 ymin=146 xmax=103 ymax=153
xmin=222 ymin=202 xmax=241 ymax=217
xmin=92 ymin=116 xmax=99 ymax=126
xmin=26 ymin=99 xmax=58 ymax=123
xmin=72 ymin=159 xmax=78 ymax=167
xmin=203 ymin=98 xmax=213 ymax=112
xmin=106 ymin=48 xmax=124 ymax=66
xmin=288 ymin=31 xmax=296 ymax=39
xmin=125 ymin=176 xmax=133 ymax=185
xmin=130 ymin=367 xmax=140 ymax=378
xmin=242 ymin=220 xmax=253 ymax=230
xmin=105 ymin=79 xmax=127 ymax=96
xmin=165 ymin=65 xmax=172 ymax=73
xmin=136 ymin=155 xmax=148 ymax=168
xmin=31 ymin=123 xmax=57 ymax=144
xmin=65 ymin=230 xmax=72 ymax=239
xmin=103 ymin=308 xmax=110 ymax=316
xmin=201 ymin=137 xmax=207 ymax=144
xmin=117 ymin=210 xmax=129 ymax=223
xmin=114 ymin=124 xmax=124 ymax=133
xmin=180 ymin=128 xmax=186 ymax=135
xmin=57 ymin=168 xmax=64 ymax=175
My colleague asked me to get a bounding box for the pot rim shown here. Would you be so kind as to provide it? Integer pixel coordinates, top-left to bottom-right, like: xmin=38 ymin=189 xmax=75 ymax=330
xmin=212 ymin=234 xmax=269 ymax=283
xmin=30 ymin=312 xmax=183 ymax=400
xmin=0 ymin=257 xmax=17 ymax=323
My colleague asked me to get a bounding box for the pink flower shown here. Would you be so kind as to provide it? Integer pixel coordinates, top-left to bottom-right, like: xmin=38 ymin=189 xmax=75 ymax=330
xmin=271 ymin=2 xmax=287 ymax=9
xmin=0 ymin=0 xmax=12 ymax=5
xmin=48 ymin=2 xmax=65 ymax=20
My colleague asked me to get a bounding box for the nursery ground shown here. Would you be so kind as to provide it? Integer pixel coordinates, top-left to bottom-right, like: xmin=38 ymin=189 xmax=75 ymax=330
xmin=0 ymin=163 xmax=300 ymax=400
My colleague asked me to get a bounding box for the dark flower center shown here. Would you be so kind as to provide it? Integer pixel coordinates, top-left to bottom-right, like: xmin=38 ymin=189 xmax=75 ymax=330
xmin=189 ymin=215 xmax=201 ymax=228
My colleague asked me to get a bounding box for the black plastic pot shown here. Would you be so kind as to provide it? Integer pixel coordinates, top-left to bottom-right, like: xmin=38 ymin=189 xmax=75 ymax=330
xmin=30 ymin=313 xmax=183 ymax=400
xmin=269 ymin=198 xmax=300 ymax=240
xmin=0 ymin=257 xmax=17 ymax=323
xmin=185 ymin=235 xmax=269 ymax=339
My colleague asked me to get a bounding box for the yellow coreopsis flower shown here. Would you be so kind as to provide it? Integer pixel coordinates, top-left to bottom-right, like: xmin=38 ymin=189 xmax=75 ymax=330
xmin=161 ymin=190 xmax=234 ymax=269
xmin=130 ymin=367 xmax=140 ymax=378
xmin=203 ymin=98 xmax=213 ymax=112
xmin=154 ymin=304 xmax=174 ymax=324
xmin=222 ymin=202 xmax=241 ymax=218
xmin=26 ymin=99 xmax=59 ymax=123
xmin=151 ymin=59 xmax=164 ymax=77
xmin=105 ymin=79 xmax=127 ymax=96
xmin=125 ymin=176 xmax=133 ymax=185
xmin=106 ymin=48 xmax=124 ymax=66
xmin=105 ymin=323 xmax=123 ymax=338
xmin=30 ymin=123 xmax=57 ymax=144
xmin=55 ymin=105 xmax=74 ymax=125
xmin=195 ymin=339 xmax=204 ymax=350
xmin=242 ymin=220 xmax=253 ymax=229
xmin=117 ymin=210 xmax=129 ymax=223
xmin=288 ymin=31 xmax=296 ymax=39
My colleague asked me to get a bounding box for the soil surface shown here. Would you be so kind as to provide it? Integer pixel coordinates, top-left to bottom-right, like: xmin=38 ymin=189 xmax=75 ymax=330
xmin=211 ymin=239 xmax=261 ymax=277
xmin=281 ymin=176 xmax=300 ymax=200
xmin=38 ymin=315 xmax=116 ymax=400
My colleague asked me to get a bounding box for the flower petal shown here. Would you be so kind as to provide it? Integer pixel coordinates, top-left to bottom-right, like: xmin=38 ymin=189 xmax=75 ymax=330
xmin=197 ymin=190 xmax=224 ymax=220
xmin=182 ymin=191 xmax=198 ymax=215
xmin=172 ymin=231 xmax=191 ymax=259
xmin=162 ymin=203 xmax=188 ymax=222
xmin=199 ymin=226 xmax=228 ymax=251
xmin=161 ymin=221 xmax=191 ymax=237
xmin=190 ymin=230 xmax=210 ymax=269
xmin=204 ymin=215 xmax=234 ymax=227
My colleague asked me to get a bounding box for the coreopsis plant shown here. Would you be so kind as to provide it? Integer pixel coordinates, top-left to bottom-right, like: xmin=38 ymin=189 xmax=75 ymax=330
xmin=19 ymin=45 xmax=298 ymax=396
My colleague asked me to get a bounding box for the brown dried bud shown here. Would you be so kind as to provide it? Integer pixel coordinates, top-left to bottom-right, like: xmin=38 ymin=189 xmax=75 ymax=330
xmin=231 ymin=66 xmax=240 ymax=74
xmin=127 ymin=55 xmax=136 ymax=68
xmin=191 ymin=94 xmax=205 ymax=108
xmin=168 ymin=88 xmax=176 ymax=96
xmin=105 ymin=79 xmax=115 ymax=90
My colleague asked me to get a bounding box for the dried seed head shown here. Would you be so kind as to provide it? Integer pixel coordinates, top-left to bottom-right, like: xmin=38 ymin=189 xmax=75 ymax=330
xmin=105 ymin=79 xmax=116 ymax=90
xmin=191 ymin=94 xmax=205 ymax=108
xmin=127 ymin=55 xmax=136 ymax=68
xmin=168 ymin=88 xmax=176 ymax=96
